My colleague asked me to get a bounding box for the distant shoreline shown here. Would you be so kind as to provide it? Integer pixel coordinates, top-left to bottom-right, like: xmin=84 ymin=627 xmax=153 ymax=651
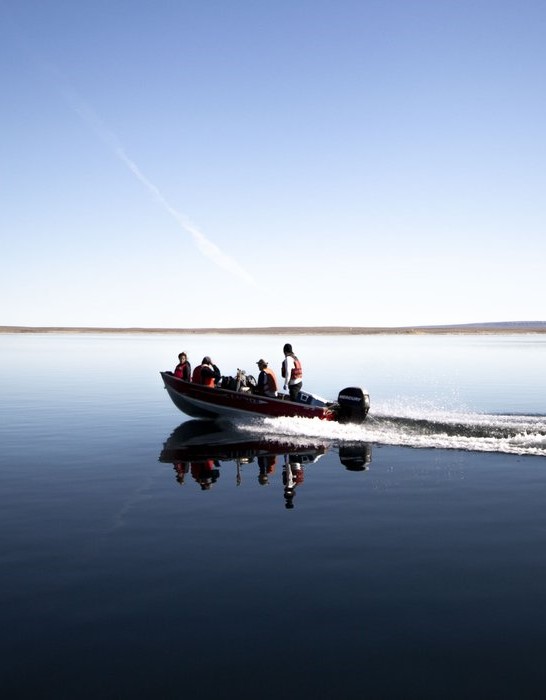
xmin=1 ymin=324 xmax=545 ymax=335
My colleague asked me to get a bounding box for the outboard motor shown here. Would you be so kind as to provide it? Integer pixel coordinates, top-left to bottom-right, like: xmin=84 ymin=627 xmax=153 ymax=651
xmin=336 ymin=387 xmax=370 ymax=423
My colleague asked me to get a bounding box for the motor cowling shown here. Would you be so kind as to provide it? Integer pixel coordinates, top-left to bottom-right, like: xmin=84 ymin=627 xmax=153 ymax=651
xmin=336 ymin=387 xmax=370 ymax=423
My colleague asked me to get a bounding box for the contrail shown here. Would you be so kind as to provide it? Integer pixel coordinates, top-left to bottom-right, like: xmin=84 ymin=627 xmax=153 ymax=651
xmin=114 ymin=144 xmax=255 ymax=284
xmin=70 ymin=98 xmax=256 ymax=285
xmin=27 ymin=52 xmax=255 ymax=286
xmin=4 ymin=17 xmax=255 ymax=285
xmin=6 ymin=17 xmax=256 ymax=286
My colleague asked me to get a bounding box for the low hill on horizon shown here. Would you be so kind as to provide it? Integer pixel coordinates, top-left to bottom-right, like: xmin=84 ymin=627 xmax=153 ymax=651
xmin=1 ymin=321 xmax=545 ymax=334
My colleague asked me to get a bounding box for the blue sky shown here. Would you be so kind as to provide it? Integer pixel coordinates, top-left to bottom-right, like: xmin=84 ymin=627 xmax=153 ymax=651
xmin=2 ymin=0 xmax=545 ymax=328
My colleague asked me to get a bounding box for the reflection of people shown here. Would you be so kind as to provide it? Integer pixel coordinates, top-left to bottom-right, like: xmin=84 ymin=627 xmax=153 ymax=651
xmin=235 ymin=457 xmax=254 ymax=486
xmin=173 ymin=462 xmax=189 ymax=484
xmin=282 ymin=454 xmax=304 ymax=508
xmin=192 ymin=356 xmax=221 ymax=386
xmin=174 ymin=352 xmax=191 ymax=381
xmin=255 ymin=359 xmax=278 ymax=397
xmin=191 ymin=459 xmax=220 ymax=490
xmin=257 ymin=454 xmax=277 ymax=485
xmin=281 ymin=343 xmax=303 ymax=401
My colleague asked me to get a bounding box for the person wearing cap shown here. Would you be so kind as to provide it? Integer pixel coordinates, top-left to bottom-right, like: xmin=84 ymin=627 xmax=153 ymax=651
xmin=281 ymin=343 xmax=303 ymax=401
xmin=255 ymin=359 xmax=278 ymax=397
xmin=174 ymin=351 xmax=191 ymax=381
xmin=191 ymin=356 xmax=221 ymax=387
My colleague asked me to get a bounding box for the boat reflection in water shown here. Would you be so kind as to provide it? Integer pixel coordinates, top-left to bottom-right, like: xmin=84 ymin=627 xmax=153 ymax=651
xmin=159 ymin=420 xmax=372 ymax=508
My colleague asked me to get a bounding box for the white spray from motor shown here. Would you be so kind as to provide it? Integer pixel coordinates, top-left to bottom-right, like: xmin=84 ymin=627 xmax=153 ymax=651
xmin=235 ymin=409 xmax=546 ymax=457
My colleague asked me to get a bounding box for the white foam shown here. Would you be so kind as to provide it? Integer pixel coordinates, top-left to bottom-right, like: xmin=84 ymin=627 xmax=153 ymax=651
xmin=232 ymin=410 xmax=546 ymax=457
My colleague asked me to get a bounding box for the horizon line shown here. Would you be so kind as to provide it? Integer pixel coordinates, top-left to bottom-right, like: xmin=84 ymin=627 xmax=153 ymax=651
xmin=1 ymin=322 xmax=545 ymax=335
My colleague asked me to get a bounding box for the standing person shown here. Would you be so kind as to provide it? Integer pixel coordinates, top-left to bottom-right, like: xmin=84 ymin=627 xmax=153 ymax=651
xmin=192 ymin=356 xmax=221 ymax=387
xmin=281 ymin=343 xmax=303 ymax=401
xmin=174 ymin=352 xmax=191 ymax=381
xmin=255 ymin=359 xmax=278 ymax=397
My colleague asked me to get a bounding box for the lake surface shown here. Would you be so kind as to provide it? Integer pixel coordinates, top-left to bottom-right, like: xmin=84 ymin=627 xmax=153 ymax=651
xmin=1 ymin=332 xmax=545 ymax=698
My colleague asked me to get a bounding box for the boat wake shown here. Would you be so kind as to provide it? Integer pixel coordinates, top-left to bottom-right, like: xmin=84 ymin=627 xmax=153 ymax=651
xmin=233 ymin=408 xmax=546 ymax=457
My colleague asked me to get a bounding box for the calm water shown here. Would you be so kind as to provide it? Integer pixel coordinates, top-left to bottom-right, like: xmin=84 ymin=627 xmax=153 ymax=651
xmin=1 ymin=333 xmax=546 ymax=698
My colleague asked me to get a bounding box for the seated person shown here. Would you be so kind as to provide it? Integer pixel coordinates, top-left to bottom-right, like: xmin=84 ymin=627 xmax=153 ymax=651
xmin=192 ymin=356 xmax=221 ymax=387
xmin=255 ymin=359 xmax=278 ymax=397
xmin=174 ymin=352 xmax=191 ymax=381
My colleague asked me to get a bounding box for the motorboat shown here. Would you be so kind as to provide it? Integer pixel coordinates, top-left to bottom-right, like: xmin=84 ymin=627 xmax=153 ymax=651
xmin=160 ymin=371 xmax=370 ymax=423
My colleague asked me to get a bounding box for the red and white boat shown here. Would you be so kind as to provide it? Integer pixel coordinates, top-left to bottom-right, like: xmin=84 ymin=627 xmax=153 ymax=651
xmin=160 ymin=371 xmax=370 ymax=423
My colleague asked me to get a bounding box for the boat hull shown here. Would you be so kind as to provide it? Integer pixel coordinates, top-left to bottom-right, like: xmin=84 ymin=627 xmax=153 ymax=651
xmin=161 ymin=371 xmax=337 ymax=421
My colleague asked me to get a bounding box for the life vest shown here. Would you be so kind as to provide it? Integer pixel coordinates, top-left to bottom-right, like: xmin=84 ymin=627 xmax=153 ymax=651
xmin=175 ymin=361 xmax=190 ymax=380
xmin=192 ymin=364 xmax=215 ymax=387
xmin=263 ymin=367 xmax=278 ymax=393
xmin=202 ymin=373 xmax=215 ymax=387
xmin=289 ymin=355 xmax=303 ymax=382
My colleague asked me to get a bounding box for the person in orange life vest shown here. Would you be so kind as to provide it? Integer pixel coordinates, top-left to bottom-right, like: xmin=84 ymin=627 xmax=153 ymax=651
xmin=281 ymin=343 xmax=303 ymax=401
xmin=255 ymin=359 xmax=278 ymax=397
xmin=192 ymin=356 xmax=221 ymax=387
xmin=174 ymin=352 xmax=191 ymax=381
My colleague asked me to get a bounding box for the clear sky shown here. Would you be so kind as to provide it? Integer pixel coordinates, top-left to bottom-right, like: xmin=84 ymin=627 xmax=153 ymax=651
xmin=1 ymin=0 xmax=545 ymax=328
